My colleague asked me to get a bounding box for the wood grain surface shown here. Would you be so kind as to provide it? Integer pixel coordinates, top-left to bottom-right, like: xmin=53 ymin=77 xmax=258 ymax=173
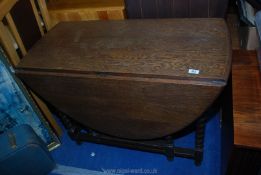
xmin=232 ymin=50 xmax=261 ymax=149
xmin=18 ymin=19 xmax=231 ymax=81
xmin=16 ymin=19 xmax=231 ymax=139
xmin=47 ymin=0 xmax=125 ymax=10
xmin=47 ymin=0 xmax=125 ymax=25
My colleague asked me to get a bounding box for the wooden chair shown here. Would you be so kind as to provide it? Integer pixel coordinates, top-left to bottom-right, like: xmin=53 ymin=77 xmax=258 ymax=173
xmin=0 ymin=0 xmax=61 ymax=136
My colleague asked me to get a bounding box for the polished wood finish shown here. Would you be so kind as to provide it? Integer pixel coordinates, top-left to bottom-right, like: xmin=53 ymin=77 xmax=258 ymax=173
xmin=18 ymin=19 xmax=231 ymax=80
xmin=232 ymin=50 xmax=261 ymax=149
xmin=48 ymin=0 xmax=125 ymax=9
xmin=0 ymin=0 xmax=17 ymax=20
xmin=16 ymin=19 xmax=231 ymax=139
xmin=47 ymin=0 xmax=125 ymax=26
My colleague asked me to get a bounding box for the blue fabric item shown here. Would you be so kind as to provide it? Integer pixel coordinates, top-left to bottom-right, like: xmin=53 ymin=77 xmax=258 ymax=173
xmin=50 ymin=112 xmax=221 ymax=175
xmin=0 ymin=124 xmax=55 ymax=175
xmin=0 ymin=50 xmax=58 ymax=146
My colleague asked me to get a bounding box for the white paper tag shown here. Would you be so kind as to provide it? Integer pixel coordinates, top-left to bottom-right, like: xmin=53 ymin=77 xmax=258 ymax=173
xmin=188 ymin=69 xmax=200 ymax=75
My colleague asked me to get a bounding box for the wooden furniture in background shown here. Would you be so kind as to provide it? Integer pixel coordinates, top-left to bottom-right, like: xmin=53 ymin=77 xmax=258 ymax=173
xmin=227 ymin=14 xmax=240 ymax=50
xmin=227 ymin=50 xmax=261 ymax=175
xmin=0 ymin=0 xmax=62 ymax=136
xmin=47 ymin=0 xmax=125 ymax=26
xmin=124 ymin=0 xmax=229 ymax=18
xmin=232 ymin=50 xmax=261 ymax=148
xmin=16 ymin=19 xmax=231 ymax=140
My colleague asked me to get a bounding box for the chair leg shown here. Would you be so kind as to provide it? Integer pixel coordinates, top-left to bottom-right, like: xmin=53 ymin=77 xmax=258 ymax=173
xmin=58 ymin=112 xmax=207 ymax=165
xmin=194 ymin=116 xmax=206 ymax=166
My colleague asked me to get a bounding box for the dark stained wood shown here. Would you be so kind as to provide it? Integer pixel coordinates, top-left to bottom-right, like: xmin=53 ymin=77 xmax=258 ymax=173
xmin=16 ymin=19 xmax=231 ymax=140
xmin=124 ymin=0 xmax=142 ymax=18
xmin=17 ymin=19 xmax=231 ymax=81
xmin=141 ymin=0 xmax=158 ymax=18
xmin=190 ymin=0 xmax=208 ymax=17
xmin=157 ymin=0 xmax=173 ymax=18
xmin=209 ymin=0 xmax=229 ymax=18
xmin=17 ymin=72 xmax=222 ymax=139
xmin=232 ymin=50 xmax=261 ymax=149
xmin=173 ymin=0 xmax=189 ymax=18
xmin=258 ymin=48 xmax=261 ymax=72
xmin=124 ymin=0 xmax=229 ymax=18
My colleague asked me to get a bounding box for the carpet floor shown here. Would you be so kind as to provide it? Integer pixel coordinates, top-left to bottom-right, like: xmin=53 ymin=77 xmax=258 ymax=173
xmin=49 ymin=111 xmax=222 ymax=175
